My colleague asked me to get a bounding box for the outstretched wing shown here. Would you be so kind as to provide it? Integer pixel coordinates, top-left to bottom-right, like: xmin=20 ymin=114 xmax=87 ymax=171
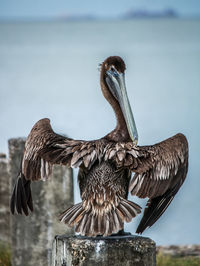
xmin=105 ymin=133 xmax=188 ymax=233
xmin=23 ymin=118 xmax=104 ymax=180
xmin=10 ymin=118 xmax=104 ymax=215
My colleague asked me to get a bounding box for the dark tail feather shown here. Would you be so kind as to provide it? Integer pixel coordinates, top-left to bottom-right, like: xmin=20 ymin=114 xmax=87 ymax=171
xmin=136 ymin=194 xmax=174 ymax=234
xmin=60 ymin=198 xmax=141 ymax=237
xmin=10 ymin=173 xmax=33 ymax=216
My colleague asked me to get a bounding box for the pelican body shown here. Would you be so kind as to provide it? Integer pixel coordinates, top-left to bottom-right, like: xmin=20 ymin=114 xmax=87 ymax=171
xmin=10 ymin=56 xmax=188 ymax=236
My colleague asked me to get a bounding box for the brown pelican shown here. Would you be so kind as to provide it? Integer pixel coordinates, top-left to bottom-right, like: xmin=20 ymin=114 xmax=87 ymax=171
xmin=10 ymin=56 xmax=188 ymax=236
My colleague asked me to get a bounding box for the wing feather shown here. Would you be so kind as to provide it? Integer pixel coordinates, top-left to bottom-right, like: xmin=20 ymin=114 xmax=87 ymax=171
xmin=21 ymin=118 xmax=104 ymax=181
xmin=106 ymin=133 xmax=188 ymax=233
xmin=11 ymin=118 xmax=105 ymax=215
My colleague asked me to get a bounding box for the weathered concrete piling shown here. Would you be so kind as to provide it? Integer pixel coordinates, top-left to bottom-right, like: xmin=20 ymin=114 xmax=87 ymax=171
xmin=9 ymin=138 xmax=74 ymax=266
xmin=52 ymin=234 xmax=156 ymax=266
xmin=0 ymin=153 xmax=10 ymax=244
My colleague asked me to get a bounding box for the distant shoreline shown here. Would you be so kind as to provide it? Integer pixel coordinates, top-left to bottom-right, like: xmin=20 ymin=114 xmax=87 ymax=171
xmin=157 ymin=245 xmax=200 ymax=257
xmin=0 ymin=16 xmax=200 ymax=24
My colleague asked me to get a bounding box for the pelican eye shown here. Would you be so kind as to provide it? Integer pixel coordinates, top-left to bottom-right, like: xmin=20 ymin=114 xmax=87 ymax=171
xmin=110 ymin=66 xmax=115 ymax=72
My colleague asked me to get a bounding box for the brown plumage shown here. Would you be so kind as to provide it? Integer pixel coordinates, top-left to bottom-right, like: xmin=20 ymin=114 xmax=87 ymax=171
xmin=10 ymin=56 xmax=188 ymax=236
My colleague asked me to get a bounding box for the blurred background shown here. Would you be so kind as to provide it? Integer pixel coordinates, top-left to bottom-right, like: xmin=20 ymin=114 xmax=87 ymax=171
xmin=0 ymin=0 xmax=200 ymax=245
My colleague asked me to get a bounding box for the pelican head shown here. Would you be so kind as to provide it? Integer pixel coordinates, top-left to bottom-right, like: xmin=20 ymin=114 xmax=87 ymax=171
xmin=100 ymin=56 xmax=138 ymax=144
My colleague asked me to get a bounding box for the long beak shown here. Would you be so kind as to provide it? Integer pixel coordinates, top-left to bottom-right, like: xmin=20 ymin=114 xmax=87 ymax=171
xmin=106 ymin=71 xmax=138 ymax=144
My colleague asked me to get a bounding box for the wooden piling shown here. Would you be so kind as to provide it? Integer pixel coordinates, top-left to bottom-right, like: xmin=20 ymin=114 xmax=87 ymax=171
xmin=9 ymin=138 xmax=74 ymax=266
xmin=52 ymin=234 xmax=156 ymax=266
xmin=0 ymin=153 xmax=10 ymax=244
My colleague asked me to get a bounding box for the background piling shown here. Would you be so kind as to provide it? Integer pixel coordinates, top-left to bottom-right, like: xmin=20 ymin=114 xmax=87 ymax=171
xmin=0 ymin=153 xmax=10 ymax=244
xmin=8 ymin=138 xmax=74 ymax=266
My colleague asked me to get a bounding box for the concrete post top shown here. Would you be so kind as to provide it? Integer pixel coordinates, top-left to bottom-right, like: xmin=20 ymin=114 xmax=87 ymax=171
xmin=0 ymin=153 xmax=6 ymax=158
xmin=55 ymin=234 xmax=155 ymax=253
xmin=0 ymin=153 xmax=7 ymax=163
xmin=8 ymin=137 xmax=26 ymax=147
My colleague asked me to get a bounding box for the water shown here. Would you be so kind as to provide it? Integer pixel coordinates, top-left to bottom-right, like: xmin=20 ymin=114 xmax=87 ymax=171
xmin=0 ymin=19 xmax=200 ymax=245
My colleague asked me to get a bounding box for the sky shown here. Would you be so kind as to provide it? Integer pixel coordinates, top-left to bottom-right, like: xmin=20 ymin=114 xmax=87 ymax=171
xmin=0 ymin=0 xmax=200 ymax=19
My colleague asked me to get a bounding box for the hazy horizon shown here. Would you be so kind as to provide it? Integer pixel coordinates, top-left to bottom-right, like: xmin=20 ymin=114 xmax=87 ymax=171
xmin=0 ymin=0 xmax=200 ymax=20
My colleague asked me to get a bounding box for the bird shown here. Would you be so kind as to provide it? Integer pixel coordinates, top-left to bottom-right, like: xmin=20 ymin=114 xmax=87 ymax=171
xmin=10 ymin=56 xmax=188 ymax=237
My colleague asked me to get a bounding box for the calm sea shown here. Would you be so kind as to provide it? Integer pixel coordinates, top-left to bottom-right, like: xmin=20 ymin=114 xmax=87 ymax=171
xmin=0 ymin=19 xmax=199 ymax=245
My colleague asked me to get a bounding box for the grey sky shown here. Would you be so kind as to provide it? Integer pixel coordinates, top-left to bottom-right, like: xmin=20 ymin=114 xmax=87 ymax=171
xmin=0 ymin=0 xmax=200 ymax=19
